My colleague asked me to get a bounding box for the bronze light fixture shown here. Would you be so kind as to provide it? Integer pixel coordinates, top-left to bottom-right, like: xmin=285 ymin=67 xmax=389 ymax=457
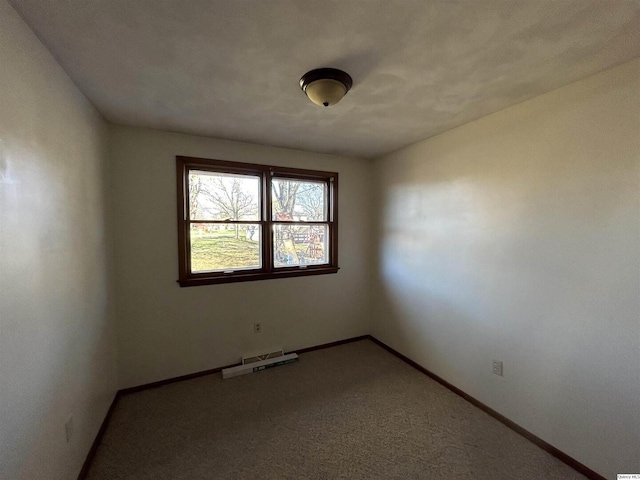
xmin=300 ymin=68 xmax=353 ymax=107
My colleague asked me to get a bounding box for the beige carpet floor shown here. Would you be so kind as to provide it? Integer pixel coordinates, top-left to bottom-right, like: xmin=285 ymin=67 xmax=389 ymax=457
xmin=86 ymin=340 xmax=586 ymax=480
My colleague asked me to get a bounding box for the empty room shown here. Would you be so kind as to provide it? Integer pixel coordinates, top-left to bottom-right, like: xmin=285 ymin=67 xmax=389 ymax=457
xmin=1 ymin=1 xmax=638 ymax=479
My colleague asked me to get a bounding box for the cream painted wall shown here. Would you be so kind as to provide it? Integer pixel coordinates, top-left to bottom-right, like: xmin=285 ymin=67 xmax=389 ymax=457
xmin=372 ymin=59 xmax=640 ymax=479
xmin=2 ymin=2 xmax=635 ymax=477
xmin=109 ymin=126 xmax=372 ymax=389
xmin=0 ymin=2 xmax=118 ymax=479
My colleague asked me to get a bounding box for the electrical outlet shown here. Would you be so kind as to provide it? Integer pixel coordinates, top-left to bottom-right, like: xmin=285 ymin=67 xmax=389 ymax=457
xmin=253 ymin=322 xmax=261 ymax=333
xmin=492 ymin=360 xmax=503 ymax=377
xmin=65 ymin=416 xmax=73 ymax=443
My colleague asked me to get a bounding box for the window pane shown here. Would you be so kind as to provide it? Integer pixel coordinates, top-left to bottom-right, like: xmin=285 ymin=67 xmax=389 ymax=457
xmin=190 ymin=223 xmax=261 ymax=272
xmin=273 ymin=224 xmax=328 ymax=267
xmin=189 ymin=171 xmax=260 ymax=221
xmin=271 ymin=178 xmax=327 ymax=221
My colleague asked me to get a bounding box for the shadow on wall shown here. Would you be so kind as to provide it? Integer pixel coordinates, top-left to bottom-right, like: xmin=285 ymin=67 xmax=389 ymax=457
xmin=373 ymin=177 xmax=499 ymax=356
xmin=0 ymin=132 xmax=116 ymax=478
xmin=371 ymin=176 xmax=605 ymax=445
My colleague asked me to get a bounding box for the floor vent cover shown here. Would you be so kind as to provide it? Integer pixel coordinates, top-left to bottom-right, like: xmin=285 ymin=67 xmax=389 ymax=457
xmin=242 ymin=348 xmax=284 ymax=365
xmin=223 ymin=352 xmax=298 ymax=379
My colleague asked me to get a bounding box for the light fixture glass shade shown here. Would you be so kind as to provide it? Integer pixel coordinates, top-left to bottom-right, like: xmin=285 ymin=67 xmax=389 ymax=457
xmin=305 ymin=79 xmax=348 ymax=107
xmin=300 ymin=68 xmax=353 ymax=107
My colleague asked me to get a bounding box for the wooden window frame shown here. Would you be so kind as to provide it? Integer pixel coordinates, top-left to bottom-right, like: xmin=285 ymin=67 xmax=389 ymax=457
xmin=177 ymin=156 xmax=339 ymax=287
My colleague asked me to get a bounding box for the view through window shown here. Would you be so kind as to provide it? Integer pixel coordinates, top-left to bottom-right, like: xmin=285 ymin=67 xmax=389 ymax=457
xmin=177 ymin=157 xmax=338 ymax=286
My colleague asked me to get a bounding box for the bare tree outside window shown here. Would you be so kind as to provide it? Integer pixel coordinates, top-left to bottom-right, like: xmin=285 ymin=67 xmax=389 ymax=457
xmin=206 ymin=177 xmax=257 ymax=238
xmin=188 ymin=173 xmax=207 ymax=220
xmin=295 ymin=182 xmax=325 ymax=221
xmin=272 ymin=180 xmax=299 ymax=218
xmin=188 ymin=171 xmax=260 ymax=272
xmin=271 ymin=179 xmax=328 ymax=267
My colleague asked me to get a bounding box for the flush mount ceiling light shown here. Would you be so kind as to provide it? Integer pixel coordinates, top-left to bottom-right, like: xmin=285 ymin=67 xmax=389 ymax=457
xmin=300 ymin=68 xmax=353 ymax=107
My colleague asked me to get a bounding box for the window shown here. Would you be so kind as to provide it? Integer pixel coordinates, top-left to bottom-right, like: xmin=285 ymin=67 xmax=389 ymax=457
xmin=177 ymin=156 xmax=338 ymax=286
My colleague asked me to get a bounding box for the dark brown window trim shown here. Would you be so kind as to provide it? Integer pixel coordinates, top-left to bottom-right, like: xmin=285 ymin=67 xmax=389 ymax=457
xmin=176 ymin=156 xmax=339 ymax=287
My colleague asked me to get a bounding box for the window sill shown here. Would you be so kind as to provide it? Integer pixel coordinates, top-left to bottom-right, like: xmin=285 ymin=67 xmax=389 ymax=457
xmin=177 ymin=266 xmax=339 ymax=287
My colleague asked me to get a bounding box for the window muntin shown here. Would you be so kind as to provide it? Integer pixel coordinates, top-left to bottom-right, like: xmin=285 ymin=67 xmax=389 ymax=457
xmin=177 ymin=157 xmax=338 ymax=286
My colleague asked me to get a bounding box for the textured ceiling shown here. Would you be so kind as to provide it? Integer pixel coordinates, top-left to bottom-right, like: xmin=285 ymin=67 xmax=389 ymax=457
xmin=10 ymin=0 xmax=640 ymax=158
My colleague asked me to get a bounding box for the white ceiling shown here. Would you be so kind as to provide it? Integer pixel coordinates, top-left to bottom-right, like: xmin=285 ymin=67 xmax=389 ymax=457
xmin=10 ymin=0 xmax=640 ymax=158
